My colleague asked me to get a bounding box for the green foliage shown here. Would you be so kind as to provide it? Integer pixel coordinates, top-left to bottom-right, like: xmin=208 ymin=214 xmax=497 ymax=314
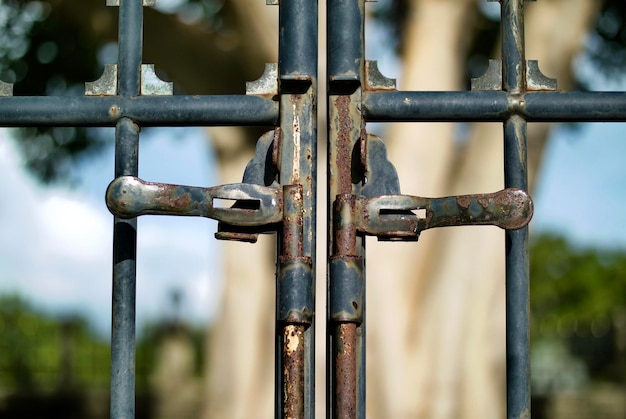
xmin=0 ymin=294 xmax=207 ymax=397
xmin=0 ymin=295 xmax=110 ymax=393
xmin=0 ymin=0 xmax=106 ymax=183
xmin=590 ymin=0 xmax=626 ymax=78
xmin=530 ymin=234 xmax=626 ymax=338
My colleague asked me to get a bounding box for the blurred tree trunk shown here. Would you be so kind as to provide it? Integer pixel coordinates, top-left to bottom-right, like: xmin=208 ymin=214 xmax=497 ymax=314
xmin=195 ymin=0 xmax=600 ymax=418
xmin=366 ymin=1 xmax=599 ymax=418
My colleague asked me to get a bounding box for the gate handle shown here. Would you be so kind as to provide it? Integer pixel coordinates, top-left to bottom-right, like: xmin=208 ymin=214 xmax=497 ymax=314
xmin=358 ymin=188 xmax=533 ymax=240
xmin=106 ymin=176 xmax=283 ymax=226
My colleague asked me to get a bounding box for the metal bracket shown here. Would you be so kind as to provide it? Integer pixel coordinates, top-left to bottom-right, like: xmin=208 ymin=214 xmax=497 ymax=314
xmin=215 ymin=130 xmax=281 ymax=242
xmin=335 ymin=188 xmax=533 ymax=242
xmin=471 ymin=59 xmax=501 ymax=91
xmin=85 ymin=64 xmax=118 ymax=96
xmin=471 ymin=59 xmax=556 ymax=91
xmin=360 ymin=134 xmax=401 ymax=197
xmin=526 ymin=60 xmax=557 ymax=91
xmin=364 ymin=61 xmax=396 ymax=91
xmin=246 ymin=63 xmax=279 ymax=99
xmin=141 ymin=64 xmax=173 ymax=96
xmin=106 ymin=0 xmax=155 ymax=6
xmin=0 ymin=80 xmax=13 ymax=97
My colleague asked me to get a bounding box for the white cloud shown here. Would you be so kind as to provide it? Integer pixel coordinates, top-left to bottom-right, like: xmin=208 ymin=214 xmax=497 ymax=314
xmin=0 ymin=127 xmax=223 ymax=336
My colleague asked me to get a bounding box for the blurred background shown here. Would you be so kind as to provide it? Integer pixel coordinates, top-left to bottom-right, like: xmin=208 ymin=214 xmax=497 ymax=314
xmin=1 ymin=0 xmax=626 ymax=417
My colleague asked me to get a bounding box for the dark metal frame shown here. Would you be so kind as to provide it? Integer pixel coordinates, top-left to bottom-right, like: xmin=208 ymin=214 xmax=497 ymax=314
xmin=1 ymin=0 xmax=625 ymax=418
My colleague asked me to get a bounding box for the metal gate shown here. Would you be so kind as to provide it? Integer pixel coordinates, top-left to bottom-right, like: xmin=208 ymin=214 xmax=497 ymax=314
xmin=1 ymin=0 xmax=625 ymax=418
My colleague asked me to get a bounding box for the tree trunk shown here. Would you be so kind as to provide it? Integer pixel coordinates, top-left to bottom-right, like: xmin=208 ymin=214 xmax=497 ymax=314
xmin=200 ymin=0 xmax=600 ymax=418
xmin=366 ymin=1 xmax=599 ymax=418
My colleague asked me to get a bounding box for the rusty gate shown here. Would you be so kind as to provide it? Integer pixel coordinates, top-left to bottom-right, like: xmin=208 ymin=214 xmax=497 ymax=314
xmin=1 ymin=0 xmax=625 ymax=418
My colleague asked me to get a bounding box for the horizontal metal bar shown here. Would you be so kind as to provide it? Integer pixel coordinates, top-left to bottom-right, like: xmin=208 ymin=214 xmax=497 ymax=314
xmin=0 ymin=95 xmax=278 ymax=127
xmin=363 ymin=91 xmax=626 ymax=122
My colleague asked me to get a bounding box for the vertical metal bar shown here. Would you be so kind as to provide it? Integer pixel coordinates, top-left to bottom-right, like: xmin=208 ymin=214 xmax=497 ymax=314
xmin=110 ymin=117 xmax=140 ymax=419
xmin=111 ymin=0 xmax=142 ymax=417
xmin=327 ymin=0 xmax=366 ymax=417
xmin=501 ymin=1 xmax=531 ymax=418
xmin=277 ymin=1 xmax=318 ymax=418
xmin=501 ymin=0 xmax=526 ymax=94
xmin=118 ymin=0 xmax=142 ymax=97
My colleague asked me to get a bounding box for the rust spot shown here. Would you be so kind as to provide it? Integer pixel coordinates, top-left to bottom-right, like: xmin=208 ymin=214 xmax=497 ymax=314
xmin=283 ymin=185 xmax=305 ymax=258
xmin=272 ymin=128 xmax=282 ymax=170
xmin=496 ymin=188 xmax=533 ymax=230
xmin=477 ymin=195 xmax=490 ymax=209
xmin=214 ymin=230 xmax=258 ymax=243
xmin=456 ymin=195 xmax=471 ymax=209
xmin=334 ymin=323 xmax=357 ymax=418
xmin=334 ymin=195 xmax=357 ymax=256
xmin=335 ymin=96 xmax=354 ymax=195
xmin=109 ymin=105 xmax=120 ymax=118
xmin=283 ymin=325 xmax=305 ymax=419
xmin=161 ymin=193 xmax=191 ymax=211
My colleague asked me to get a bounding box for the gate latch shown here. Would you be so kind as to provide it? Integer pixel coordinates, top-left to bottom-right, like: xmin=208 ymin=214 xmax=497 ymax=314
xmin=335 ymin=188 xmax=533 ymax=242
xmin=106 ymin=176 xmax=283 ymax=237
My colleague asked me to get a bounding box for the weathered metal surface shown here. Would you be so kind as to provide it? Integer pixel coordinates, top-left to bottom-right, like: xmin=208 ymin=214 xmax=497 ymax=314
xmin=329 ymin=257 xmax=363 ymax=323
xmin=364 ymin=61 xmax=396 ymax=91
xmin=283 ymin=325 xmax=306 ymax=419
xmin=241 ymin=130 xmax=280 ymax=187
xmin=246 ymin=63 xmax=279 ymax=99
xmin=0 ymin=95 xmax=280 ymax=126
xmin=333 ymin=323 xmax=358 ymax=419
xmin=0 ymin=80 xmax=12 ymax=97
xmin=359 ymin=188 xmax=533 ymax=240
xmin=276 ymin=0 xmax=318 ymax=416
xmin=501 ymin=1 xmax=532 ymax=418
xmin=360 ymin=134 xmax=401 ymax=198
xmin=111 ymin=118 xmax=139 ymax=419
xmin=362 ymin=91 xmax=626 ymax=122
xmin=526 ymin=60 xmax=557 ymax=91
xmin=471 ymin=59 xmax=502 ymax=91
xmin=86 ymin=64 xmax=118 ymax=96
xmin=279 ymin=185 xmax=314 ymax=323
xmin=327 ymin=1 xmax=366 ymax=416
xmin=106 ymin=176 xmax=283 ymax=226
xmin=140 ymin=64 xmax=173 ymax=96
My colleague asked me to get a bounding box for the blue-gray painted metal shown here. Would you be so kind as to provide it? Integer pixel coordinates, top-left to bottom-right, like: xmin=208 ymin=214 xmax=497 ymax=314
xmin=0 ymin=95 xmax=278 ymax=126
xmin=279 ymin=0 xmax=317 ymax=82
xmin=110 ymin=117 xmax=139 ymax=419
xmin=327 ymin=0 xmax=363 ymax=84
xmin=329 ymin=257 xmax=364 ymax=323
xmin=363 ymin=91 xmax=626 ymax=122
xmin=276 ymin=1 xmax=318 ymax=417
xmin=110 ymin=0 xmax=143 ymax=416
xmin=501 ymin=0 xmax=531 ymax=417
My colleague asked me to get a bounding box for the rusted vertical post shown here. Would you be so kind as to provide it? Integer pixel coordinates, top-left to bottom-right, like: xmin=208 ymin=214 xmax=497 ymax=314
xmin=277 ymin=0 xmax=318 ymax=417
xmin=279 ymin=185 xmax=313 ymax=419
xmin=330 ymin=194 xmax=363 ymax=419
xmin=501 ymin=1 xmax=531 ymax=418
xmin=327 ymin=0 xmax=366 ymax=417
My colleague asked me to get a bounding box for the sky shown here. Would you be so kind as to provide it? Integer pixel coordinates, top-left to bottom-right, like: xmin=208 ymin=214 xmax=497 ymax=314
xmin=0 ymin=127 xmax=223 ymax=336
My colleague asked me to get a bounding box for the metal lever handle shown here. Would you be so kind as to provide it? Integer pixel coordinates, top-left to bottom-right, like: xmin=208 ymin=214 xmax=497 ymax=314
xmin=359 ymin=188 xmax=533 ymax=240
xmin=106 ymin=176 xmax=283 ymax=226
